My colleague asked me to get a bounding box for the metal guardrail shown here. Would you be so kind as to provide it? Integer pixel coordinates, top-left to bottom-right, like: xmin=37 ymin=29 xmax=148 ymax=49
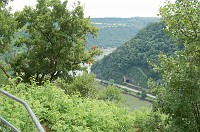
xmin=0 ymin=90 xmax=45 ymax=132
xmin=0 ymin=117 xmax=20 ymax=132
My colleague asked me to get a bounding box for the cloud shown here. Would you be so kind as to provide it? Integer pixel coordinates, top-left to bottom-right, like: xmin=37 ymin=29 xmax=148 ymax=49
xmin=9 ymin=0 xmax=172 ymax=18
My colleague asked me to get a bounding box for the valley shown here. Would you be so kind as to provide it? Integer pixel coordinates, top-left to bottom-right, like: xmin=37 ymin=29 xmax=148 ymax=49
xmin=1 ymin=1 xmax=199 ymax=130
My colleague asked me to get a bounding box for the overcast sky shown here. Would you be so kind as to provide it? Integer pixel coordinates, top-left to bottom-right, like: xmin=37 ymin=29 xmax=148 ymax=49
xmin=9 ymin=0 xmax=173 ymax=18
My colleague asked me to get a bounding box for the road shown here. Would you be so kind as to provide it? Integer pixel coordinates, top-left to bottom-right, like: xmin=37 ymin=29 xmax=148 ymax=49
xmin=96 ymin=79 xmax=156 ymax=99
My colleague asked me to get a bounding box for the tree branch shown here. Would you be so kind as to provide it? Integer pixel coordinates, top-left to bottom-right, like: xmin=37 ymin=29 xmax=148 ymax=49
xmin=0 ymin=64 xmax=10 ymax=78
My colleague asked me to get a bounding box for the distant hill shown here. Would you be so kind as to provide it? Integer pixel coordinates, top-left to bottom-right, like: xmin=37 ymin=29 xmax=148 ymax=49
xmin=91 ymin=22 xmax=183 ymax=87
xmin=86 ymin=17 xmax=160 ymax=48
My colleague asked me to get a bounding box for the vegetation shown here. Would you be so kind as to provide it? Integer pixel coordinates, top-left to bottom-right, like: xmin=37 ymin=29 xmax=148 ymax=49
xmin=1 ymin=0 xmax=199 ymax=131
xmin=92 ymin=22 xmax=182 ymax=87
xmin=0 ymin=78 xmax=167 ymax=132
xmin=98 ymin=85 xmax=123 ymax=104
xmin=86 ymin=17 xmax=160 ymax=48
xmin=151 ymin=0 xmax=200 ymax=131
xmin=0 ymin=80 xmax=132 ymax=131
xmin=0 ymin=0 xmax=16 ymax=79
xmin=0 ymin=70 xmax=8 ymax=86
xmin=0 ymin=0 xmax=16 ymax=54
xmin=57 ymin=73 xmax=100 ymax=98
xmin=8 ymin=0 xmax=101 ymax=84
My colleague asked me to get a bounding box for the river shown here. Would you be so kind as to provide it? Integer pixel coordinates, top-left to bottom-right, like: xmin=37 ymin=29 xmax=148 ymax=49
xmin=122 ymin=93 xmax=151 ymax=111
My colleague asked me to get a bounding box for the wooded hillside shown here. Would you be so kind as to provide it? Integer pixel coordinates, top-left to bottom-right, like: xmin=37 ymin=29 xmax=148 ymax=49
xmin=91 ymin=22 xmax=183 ymax=87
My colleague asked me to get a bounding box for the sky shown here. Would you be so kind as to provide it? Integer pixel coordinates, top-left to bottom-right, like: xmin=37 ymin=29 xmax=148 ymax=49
xmin=9 ymin=0 xmax=172 ymax=18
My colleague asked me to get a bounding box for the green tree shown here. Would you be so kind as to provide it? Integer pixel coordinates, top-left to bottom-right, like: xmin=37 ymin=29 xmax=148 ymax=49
xmin=129 ymin=108 xmax=166 ymax=132
xmin=0 ymin=0 xmax=16 ymax=78
xmin=160 ymin=0 xmax=200 ymax=46
xmin=99 ymin=85 xmax=123 ymax=104
xmin=153 ymin=0 xmax=200 ymax=131
xmin=60 ymin=73 xmax=100 ymax=98
xmin=10 ymin=0 xmax=99 ymax=84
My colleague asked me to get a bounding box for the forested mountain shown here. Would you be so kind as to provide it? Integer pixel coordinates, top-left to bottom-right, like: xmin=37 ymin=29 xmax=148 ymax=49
xmin=86 ymin=17 xmax=160 ymax=48
xmin=91 ymin=22 xmax=183 ymax=87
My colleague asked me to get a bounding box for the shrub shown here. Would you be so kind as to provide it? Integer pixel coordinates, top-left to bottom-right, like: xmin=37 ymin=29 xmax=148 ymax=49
xmin=0 ymin=79 xmax=133 ymax=131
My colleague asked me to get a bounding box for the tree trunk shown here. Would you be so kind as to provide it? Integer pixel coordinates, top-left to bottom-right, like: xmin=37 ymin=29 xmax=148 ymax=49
xmin=38 ymin=73 xmax=45 ymax=85
xmin=50 ymin=71 xmax=56 ymax=82
xmin=0 ymin=64 xmax=10 ymax=78
xmin=192 ymin=101 xmax=200 ymax=131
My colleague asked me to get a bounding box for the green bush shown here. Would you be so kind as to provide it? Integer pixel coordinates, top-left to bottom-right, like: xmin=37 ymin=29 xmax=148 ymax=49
xmin=0 ymin=79 xmax=134 ymax=131
xmin=129 ymin=108 xmax=168 ymax=132
xmin=99 ymin=85 xmax=123 ymax=104
xmin=56 ymin=73 xmax=101 ymax=99
xmin=0 ymin=70 xmax=8 ymax=86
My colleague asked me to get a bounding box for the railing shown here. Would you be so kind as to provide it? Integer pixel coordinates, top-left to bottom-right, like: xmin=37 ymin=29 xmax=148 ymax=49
xmin=0 ymin=117 xmax=20 ymax=132
xmin=0 ymin=90 xmax=45 ymax=132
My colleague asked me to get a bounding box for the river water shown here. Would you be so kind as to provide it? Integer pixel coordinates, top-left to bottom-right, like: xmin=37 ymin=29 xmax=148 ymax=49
xmin=122 ymin=93 xmax=151 ymax=111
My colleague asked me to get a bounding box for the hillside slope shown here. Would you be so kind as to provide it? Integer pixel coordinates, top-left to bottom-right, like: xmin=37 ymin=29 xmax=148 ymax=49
xmin=86 ymin=17 xmax=160 ymax=48
xmin=91 ymin=22 xmax=183 ymax=87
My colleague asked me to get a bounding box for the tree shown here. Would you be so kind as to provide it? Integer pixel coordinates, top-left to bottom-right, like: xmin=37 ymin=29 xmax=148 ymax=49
xmin=160 ymin=0 xmax=200 ymax=68
xmin=0 ymin=0 xmax=16 ymax=78
xmin=10 ymin=0 xmax=99 ymax=84
xmin=129 ymin=108 xmax=166 ymax=132
xmin=160 ymin=0 xmax=200 ymax=46
xmin=60 ymin=73 xmax=101 ymax=98
xmin=99 ymin=85 xmax=123 ymax=104
xmin=153 ymin=0 xmax=200 ymax=131
xmin=0 ymin=0 xmax=16 ymax=54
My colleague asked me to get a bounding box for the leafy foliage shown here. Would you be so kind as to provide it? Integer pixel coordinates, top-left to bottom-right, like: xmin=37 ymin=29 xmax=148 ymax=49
xmin=0 ymin=0 xmax=184 ymax=131
xmin=159 ymin=0 xmax=200 ymax=46
xmin=152 ymin=53 xmax=200 ymax=131
xmin=0 ymin=0 xmax=16 ymax=79
xmin=99 ymin=85 xmax=123 ymax=104
xmin=56 ymin=73 xmax=100 ymax=98
xmin=0 ymin=70 xmax=8 ymax=86
xmin=0 ymin=80 xmax=134 ymax=131
xmin=92 ymin=22 xmax=182 ymax=87
xmin=152 ymin=0 xmax=200 ymax=131
xmin=129 ymin=108 xmax=167 ymax=132
xmin=9 ymin=0 xmax=100 ymax=84
xmin=0 ymin=0 xmax=16 ymax=54
xmin=56 ymin=73 xmax=123 ymax=104
xmin=0 ymin=78 xmax=169 ymax=131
